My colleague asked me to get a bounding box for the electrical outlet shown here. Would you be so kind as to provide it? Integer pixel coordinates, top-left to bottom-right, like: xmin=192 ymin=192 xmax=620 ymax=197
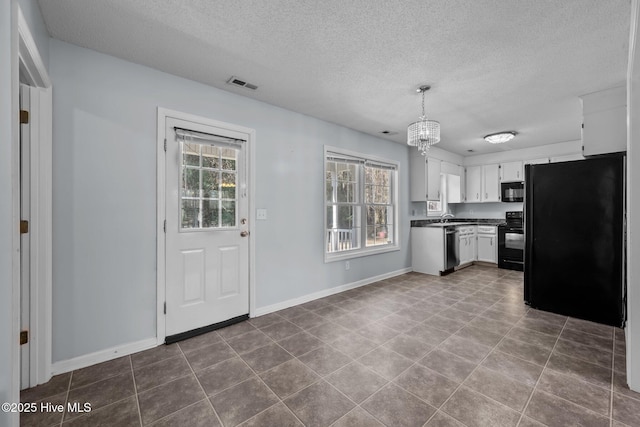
xmin=256 ymin=209 xmax=267 ymax=220
xmin=345 ymin=261 xmax=350 ymax=270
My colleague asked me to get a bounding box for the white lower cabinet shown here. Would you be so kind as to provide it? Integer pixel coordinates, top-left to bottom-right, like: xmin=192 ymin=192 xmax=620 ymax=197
xmin=476 ymin=226 xmax=497 ymax=263
xmin=457 ymin=226 xmax=476 ymax=265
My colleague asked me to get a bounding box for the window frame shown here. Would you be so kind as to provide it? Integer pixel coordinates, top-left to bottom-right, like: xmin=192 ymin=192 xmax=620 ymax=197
xmin=324 ymin=146 xmax=400 ymax=262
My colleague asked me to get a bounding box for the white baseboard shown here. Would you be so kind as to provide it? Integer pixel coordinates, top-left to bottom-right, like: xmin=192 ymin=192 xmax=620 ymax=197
xmin=51 ymin=337 xmax=157 ymax=375
xmin=253 ymin=267 xmax=412 ymax=317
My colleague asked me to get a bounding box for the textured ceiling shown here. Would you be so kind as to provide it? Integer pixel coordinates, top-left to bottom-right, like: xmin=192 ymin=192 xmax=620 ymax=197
xmin=38 ymin=0 xmax=631 ymax=155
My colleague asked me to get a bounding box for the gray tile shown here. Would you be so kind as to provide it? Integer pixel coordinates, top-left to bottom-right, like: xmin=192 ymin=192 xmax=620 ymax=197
xmin=358 ymin=347 xmax=413 ymax=380
xmin=482 ymin=350 xmax=543 ymax=387
xmin=284 ymin=380 xmax=355 ymax=427
xmin=216 ymin=321 xmax=256 ymax=339
xmin=20 ymin=391 xmax=66 ymax=427
xmin=517 ymin=317 xmax=564 ymax=336
xmin=276 ymin=305 xmax=311 ymax=320
xmin=537 ymin=369 xmax=610 ymax=416
xmin=425 ymin=411 xmax=466 ymax=427
xmin=494 ymin=338 xmax=550 ymax=366
xmin=239 ymin=403 xmax=303 ymax=427
xmin=506 ymin=327 xmax=557 ymax=349
xmin=183 ymin=341 xmax=236 ymax=371
xmin=426 ymin=314 xmax=468 ymax=334
xmin=330 ymin=332 xmax=378 ymax=359
xmin=210 ymin=377 xmax=279 ymax=427
xmin=613 ymin=371 xmax=640 ymax=401
xmin=134 ymin=355 xmax=191 ymax=392
xmin=70 ymin=356 xmax=132 ymax=389
xmin=439 ymin=335 xmax=493 ymax=364
xmin=21 ymin=373 xmax=70 ymax=403
xmin=195 ymin=357 xmax=255 ymax=396
xmin=378 ymin=313 xmax=420 ymax=332
xmin=300 ymin=299 xmax=332 ymax=311
xmin=455 ymin=325 xmax=504 ymax=347
xmin=66 ymin=372 xmax=135 ymax=420
xmin=325 ymin=362 xmax=388 ymax=403
xmin=525 ymin=390 xmax=609 ymax=427
xmin=298 ymin=345 xmax=352 ymax=376
xmin=394 ymin=364 xmax=458 ymax=407
xmin=177 ymin=331 xmax=222 ymax=353
xmin=565 ymin=317 xmax=613 ymax=339
xmin=613 ymin=392 xmax=640 ymax=426
xmin=383 ymin=334 xmax=434 ymax=361
xmin=314 ymin=304 xmax=349 ymax=318
xmin=259 ymin=320 xmax=303 ymax=341
xmin=132 ymin=345 xmax=182 ymax=369
xmin=64 ymin=396 xmax=140 ymax=427
xmin=615 ymin=353 xmax=626 ymax=373
xmin=468 ymin=316 xmax=514 ymax=335
xmin=560 ymin=328 xmax=613 ymax=352
xmin=404 ymin=324 xmax=452 ymax=346
xmin=361 ymin=384 xmax=436 ymax=427
xmin=546 ymin=352 xmax=612 ymax=388
xmin=240 ymin=343 xmax=293 ymax=373
xmin=288 ymin=312 xmax=327 ymax=330
xmin=553 ymin=338 xmax=613 ymax=368
xmin=419 ymin=349 xmax=477 ymax=382
xmin=517 ymin=417 xmax=547 ymax=427
xmin=463 ymin=366 xmax=532 ymax=411
xmin=306 ymin=322 xmax=352 ymax=342
xmin=438 ymin=307 xmax=478 ymax=323
xmin=355 ymin=306 xmax=393 ymax=321
xmin=277 ymin=332 xmax=324 ymax=356
xmin=225 ymin=329 xmax=273 ymax=354
xmin=259 ymin=359 xmax=319 ymax=398
xmin=151 ymin=399 xmax=219 ymax=427
xmin=355 ymin=323 xmax=400 ymax=345
xmin=442 ymin=387 xmax=520 ymax=427
xmin=333 ymin=313 xmax=372 ymax=331
xmin=451 ymin=301 xmax=487 ymax=315
xmin=247 ymin=312 xmax=284 ymax=329
xmin=332 ymin=407 xmax=385 ymax=427
xmin=138 ymin=375 xmax=206 ymax=425
xmin=398 ymin=305 xmax=440 ymax=322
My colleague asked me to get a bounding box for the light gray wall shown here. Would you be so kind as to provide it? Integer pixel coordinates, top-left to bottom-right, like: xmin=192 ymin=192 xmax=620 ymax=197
xmin=49 ymin=39 xmax=411 ymax=363
xmin=17 ymin=0 xmax=49 ymax=68
xmin=1 ymin=1 xmax=15 ymax=424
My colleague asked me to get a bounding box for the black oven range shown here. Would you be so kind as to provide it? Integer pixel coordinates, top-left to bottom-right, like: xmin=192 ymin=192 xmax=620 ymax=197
xmin=498 ymin=211 xmax=524 ymax=271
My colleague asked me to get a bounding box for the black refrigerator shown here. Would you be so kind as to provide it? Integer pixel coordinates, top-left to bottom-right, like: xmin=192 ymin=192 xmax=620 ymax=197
xmin=524 ymin=155 xmax=625 ymax=327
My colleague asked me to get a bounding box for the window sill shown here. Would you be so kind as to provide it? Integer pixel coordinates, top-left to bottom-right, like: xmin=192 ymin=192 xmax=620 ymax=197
xmin=324 ymin=244 xmax=400 ymax=263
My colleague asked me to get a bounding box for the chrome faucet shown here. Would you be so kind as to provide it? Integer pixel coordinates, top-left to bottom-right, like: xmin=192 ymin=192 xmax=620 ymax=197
xmin=440 ymin=213 xmax=455 ymax=219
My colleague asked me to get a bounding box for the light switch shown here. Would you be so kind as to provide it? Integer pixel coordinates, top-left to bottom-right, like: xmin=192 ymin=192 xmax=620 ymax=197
xmin=256 ymin=209 xmax=267 ymax=220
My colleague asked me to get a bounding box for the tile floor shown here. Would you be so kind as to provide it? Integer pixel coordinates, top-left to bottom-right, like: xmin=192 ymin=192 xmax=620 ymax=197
xmin=20 ymin=265 xmax=640 ymax=426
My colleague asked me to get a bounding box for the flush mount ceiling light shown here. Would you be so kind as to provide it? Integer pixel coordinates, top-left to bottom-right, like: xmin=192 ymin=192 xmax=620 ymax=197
xmin=407 ymin=85 xmax=441 ymax=156
xmin=484 ymin=131 xmax=517 ymax=144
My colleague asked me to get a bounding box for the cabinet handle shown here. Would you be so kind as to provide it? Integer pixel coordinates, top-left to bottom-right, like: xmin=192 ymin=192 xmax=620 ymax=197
xmin=485 ymin=192 xmax=488 ymax=199
xmin=476 ymin=193 xmax=479 ymax=200
xmin=490 ymin=237 xmax=493 ymax=246
xmin=517 ymin=171 xmax=520 ymax=178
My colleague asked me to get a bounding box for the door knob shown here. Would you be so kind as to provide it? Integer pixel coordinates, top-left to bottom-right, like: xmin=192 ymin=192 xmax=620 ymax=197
xmin=240 ymin=231 xmax=250 ymax=237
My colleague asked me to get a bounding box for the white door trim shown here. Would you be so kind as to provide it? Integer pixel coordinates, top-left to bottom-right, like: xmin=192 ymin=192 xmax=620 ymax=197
xmin=156 ymin=108 xmax=256 ymax=344
xmin=11 ymin=3 xmax=53 ymax=420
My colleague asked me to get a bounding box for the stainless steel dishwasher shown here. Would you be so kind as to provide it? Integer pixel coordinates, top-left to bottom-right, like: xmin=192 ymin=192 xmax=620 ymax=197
xmin=444 ymin=226 xmax=460 ymax=270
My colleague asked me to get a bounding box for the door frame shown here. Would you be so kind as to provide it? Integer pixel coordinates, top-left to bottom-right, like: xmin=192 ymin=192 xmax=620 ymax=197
xmin=156 ymin=108 xmax=256 ymax=344
xmin=11 ymin=2 xmax=53 ymax=403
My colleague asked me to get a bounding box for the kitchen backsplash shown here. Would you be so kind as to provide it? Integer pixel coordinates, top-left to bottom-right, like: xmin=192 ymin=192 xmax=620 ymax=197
xmin=450 ymin=202 xmax=523 ymax=219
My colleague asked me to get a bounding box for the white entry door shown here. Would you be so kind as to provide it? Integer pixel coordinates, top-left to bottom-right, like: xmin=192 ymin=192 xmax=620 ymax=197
xmin=20 ymin=84 xmax=31 ymax=389
xmin=165 ymin=117 xmax=249 ymax=338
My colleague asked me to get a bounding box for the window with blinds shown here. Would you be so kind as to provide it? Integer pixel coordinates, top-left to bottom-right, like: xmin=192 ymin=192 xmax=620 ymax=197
xmin=325 ymin=147 xmax=399 ymax=261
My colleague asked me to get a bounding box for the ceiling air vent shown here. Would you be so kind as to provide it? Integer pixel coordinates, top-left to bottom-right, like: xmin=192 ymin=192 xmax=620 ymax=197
xmin=227 ymin=76 xmax=258 ymax=90
xmin=380 ymin=130 xmax=398 ymax=136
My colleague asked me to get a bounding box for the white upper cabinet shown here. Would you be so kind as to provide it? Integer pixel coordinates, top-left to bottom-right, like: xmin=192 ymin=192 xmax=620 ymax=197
xmin=500 ymin=161 xmax=523 ymax=182
xmin=581 ymin=86 xmax=627 ymax=156
xmin=550 ymin=153 xmax=584 ymax=163
xmin=465 ymin=166 xmax=482 ymax=202
xmin=481 ymin=164 xmax=500 ymax=202
xmin=445 ymin=174 xmax=461 ymax=203
xmin=427 ymin=158 xmax=442 ymax=201
xmin=459 ymin=165 xmax=466 ymax=202
xmin=410 ymin=155 xmax=442 ymax=202
xmin=523 ymin=158 xmax=549 ymax=165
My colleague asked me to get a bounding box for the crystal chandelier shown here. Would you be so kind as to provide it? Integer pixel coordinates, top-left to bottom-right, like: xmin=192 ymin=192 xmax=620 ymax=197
xmin=407 ymin=85 xmax=441 ymax=155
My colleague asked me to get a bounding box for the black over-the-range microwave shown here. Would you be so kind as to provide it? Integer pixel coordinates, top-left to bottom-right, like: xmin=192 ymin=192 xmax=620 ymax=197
xmin=501 ymin=181 xmax=524 ymax=202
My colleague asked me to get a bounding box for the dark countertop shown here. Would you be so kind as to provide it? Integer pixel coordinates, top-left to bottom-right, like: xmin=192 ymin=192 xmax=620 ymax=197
xmin=411 ymin=218 xmax=506 ymax=227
